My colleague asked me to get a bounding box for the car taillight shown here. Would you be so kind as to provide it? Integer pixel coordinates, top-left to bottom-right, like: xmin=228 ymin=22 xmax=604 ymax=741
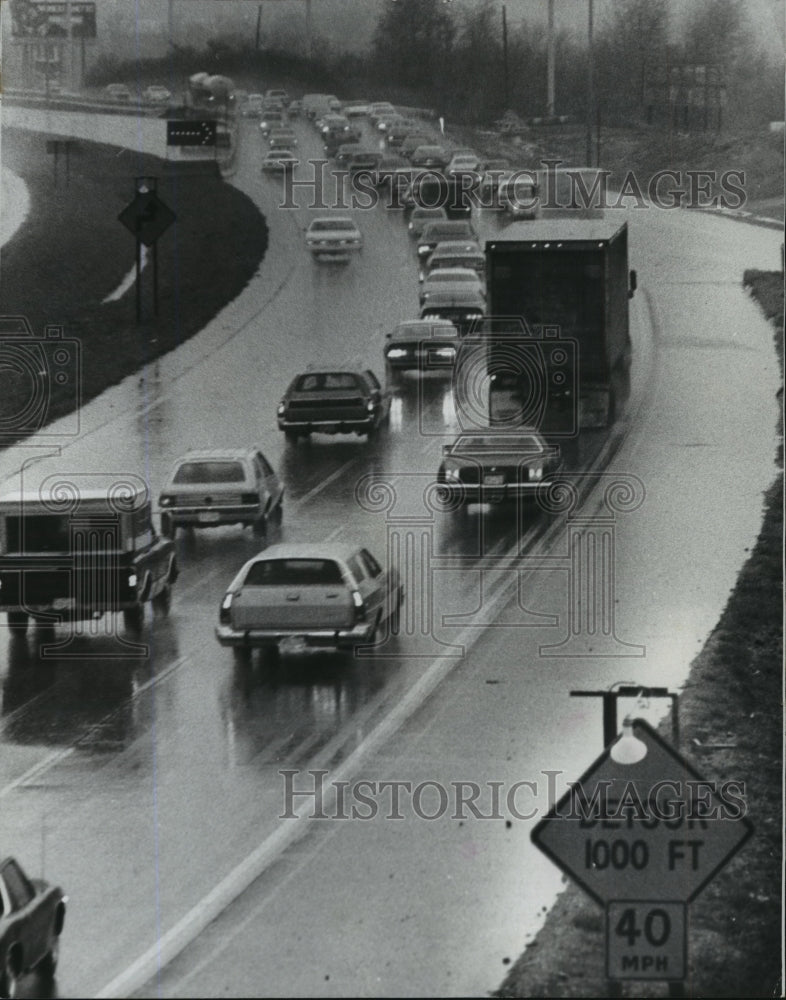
xmin=241 ymin=493 xmax=260 ymax=505
xmin=352 ymin=589 xmax=366 ymax=622
xmin=220 ymin=592 xmax=233 ymax=625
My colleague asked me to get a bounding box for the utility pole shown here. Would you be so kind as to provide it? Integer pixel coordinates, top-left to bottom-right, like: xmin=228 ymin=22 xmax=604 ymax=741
xmin=585 ymin=0 xmax=595 ymax=166
xmin=502 ymin=3 xmax=509 ymax=111
xmin=546 ymin=0 xmax=555 ymax=118
xmin=305 ymin=0 xmax=314 ymax=60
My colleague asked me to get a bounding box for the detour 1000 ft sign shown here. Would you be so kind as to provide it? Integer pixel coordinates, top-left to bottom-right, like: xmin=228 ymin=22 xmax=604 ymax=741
xmin=531 ymin=719 xmax=754 ymax=905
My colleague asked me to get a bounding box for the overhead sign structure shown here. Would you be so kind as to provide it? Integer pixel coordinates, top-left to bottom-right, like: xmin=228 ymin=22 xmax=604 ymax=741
xmin=531 ymin=719 xmax=753 ymax=906
xmin=118 ymin=192 xmax=176 ymax=249
xmin=166 ymin=120 xmax=217 ymax=148
xmin=10 ymin=1 xmax=97 ymax=39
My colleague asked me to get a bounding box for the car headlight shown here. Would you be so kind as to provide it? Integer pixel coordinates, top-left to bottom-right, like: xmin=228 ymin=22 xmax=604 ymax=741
xmin=159 ymin=494 xmax=173 ymax=507
xmin=366 ymin=400 xmax=376 ymax=412
xmin=529 ymin=466 xmax=543 ymax=481
xmin=418 ymin=245 xmax=430 ymax=254
xmin=465 ymin=312 xmax=483 ymax=320
xmin=443 ymin=466 xmax=461 ymax=482
xmin=433 ymin=346 xmax=456 ymax=358
xmin=277 ymin=402 xmax=285 ymax=415
xmin=128 ymin=573 xmax=138 ymax=588
xmin=386 ymin=347 xmax=408 ymax=358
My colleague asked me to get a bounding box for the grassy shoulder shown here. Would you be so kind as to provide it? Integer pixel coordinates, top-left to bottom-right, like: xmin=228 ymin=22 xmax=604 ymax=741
xmin=0 ymin=126 xmax=267 ymax=440
xmin=497 ymin=271 xmax=783 ymax=998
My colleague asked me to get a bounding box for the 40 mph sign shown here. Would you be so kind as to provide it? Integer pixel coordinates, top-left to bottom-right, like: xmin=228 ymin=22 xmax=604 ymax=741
xmin=531 ymin=718 xmax=753 ymax=905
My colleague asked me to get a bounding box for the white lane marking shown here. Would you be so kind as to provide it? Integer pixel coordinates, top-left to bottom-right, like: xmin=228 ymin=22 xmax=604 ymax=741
xmin=0 ymin=748 xmax=75 ymax=800
xmin=102 ymin=246 xmax=148 ymax=303
xmin=288 ymin=459 xmax=359 ymax=513
xmin=0 ymin=656 xmax=189 ymax=800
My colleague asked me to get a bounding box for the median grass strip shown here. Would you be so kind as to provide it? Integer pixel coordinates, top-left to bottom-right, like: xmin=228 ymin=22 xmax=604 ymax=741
xmin=0 ymin=126 xmax=267 ymax=443
xmin=497 ymin=270 xmax=783 ymax=999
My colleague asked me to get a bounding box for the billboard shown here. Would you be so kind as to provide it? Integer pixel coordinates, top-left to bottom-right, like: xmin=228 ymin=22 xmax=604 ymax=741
xmin=9 ymin=0 xmax=97 ymax=39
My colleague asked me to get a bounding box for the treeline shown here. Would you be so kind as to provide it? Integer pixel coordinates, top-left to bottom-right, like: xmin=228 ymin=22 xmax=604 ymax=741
xmin=88 ymin=0 xmax=783 ymax=129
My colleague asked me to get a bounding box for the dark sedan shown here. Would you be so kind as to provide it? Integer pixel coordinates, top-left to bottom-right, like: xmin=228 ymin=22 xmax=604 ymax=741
xmin=384 ymin=318 xmax=461 ymax=375
xmin=436 ymin=430 xmax=562 ymax=510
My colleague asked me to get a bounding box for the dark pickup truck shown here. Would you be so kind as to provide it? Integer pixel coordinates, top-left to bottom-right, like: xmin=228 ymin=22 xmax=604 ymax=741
xmin=277 ymin=368 xmax=390 ymax=442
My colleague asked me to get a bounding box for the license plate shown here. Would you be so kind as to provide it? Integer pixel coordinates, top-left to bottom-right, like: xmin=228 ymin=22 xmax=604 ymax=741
xmin=198 ymin=511 xmax=221 ymax=523
xmin=280 ymin=636 xmax=307 ymax=654
xmin=484 ymin=475 xmax=504 ymax=486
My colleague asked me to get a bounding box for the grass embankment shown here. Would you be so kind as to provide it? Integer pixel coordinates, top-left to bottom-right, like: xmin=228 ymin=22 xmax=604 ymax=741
xmin=497 ymin=271 xmax=783 ymax=998
xmin=0 ymin=127 xmax=266 ymax=439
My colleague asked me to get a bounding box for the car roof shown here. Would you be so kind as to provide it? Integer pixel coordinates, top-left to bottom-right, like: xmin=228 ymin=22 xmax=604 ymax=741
xmin=308 ymin=216 xmax=358 ymax=226
xmin=424 ymin=267 xmax=481 ymax=279
xmin=252 ymin=541 xmax=368 ymax=563
xmin=448 ymin=429 xmax=546 ymax=450
xmin=422 ymin=221 xmax=473 ymax=235
xmin=293 ymin=365 xmax=369 ymax=376
xmin=0 ymin=479 xmax=151 ymax=507
xmin=429 ymin=240 xmax=482 ymax=255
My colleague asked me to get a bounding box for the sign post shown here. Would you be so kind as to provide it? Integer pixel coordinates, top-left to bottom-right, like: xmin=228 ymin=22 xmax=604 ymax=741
xmin=531 ymin=718 xmax=754 ymax=995
xmin=117 ymin=178 xmax=176 ymax=322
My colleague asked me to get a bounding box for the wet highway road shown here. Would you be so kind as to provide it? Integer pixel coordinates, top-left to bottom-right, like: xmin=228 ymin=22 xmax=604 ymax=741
xmin=0 ymin=107 xmax=781 ymax=997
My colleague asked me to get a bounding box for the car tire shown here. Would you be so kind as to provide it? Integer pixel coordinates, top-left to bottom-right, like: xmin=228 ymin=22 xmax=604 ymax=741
xmin=152 ymin=585 xmax=172 ymax=616
xmin=123 ymin=604 xmax=144 ymax=632
xmin=233 ymin=646 xmax=252 ymax=666
xmin=1 ymin=949 xmax=19 ymax=1000
xmin=38 ymin=936 xmax=59 ymax=978
xmin=260 ymin=644 xmax=280 ymax=667
xmin=160 ymin=513 xmax=175 ymax=539
xmin=284 ymin=430 xmax=298 ymax=445
xmin=252 ymin=512 xmax=267 ymax=538
xmin=7 ymin=612 xmax=28 ymax=635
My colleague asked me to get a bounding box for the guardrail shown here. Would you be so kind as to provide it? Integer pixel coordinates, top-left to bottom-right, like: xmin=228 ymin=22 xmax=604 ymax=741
xmin=2 ymin=89 xmax=164 ymax=117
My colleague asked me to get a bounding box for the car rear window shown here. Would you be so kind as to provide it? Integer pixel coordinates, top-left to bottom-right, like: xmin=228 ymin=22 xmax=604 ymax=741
xmin=295 ymin=372 xmax=361 ymax=391
xmin=244 ymin=558 xmax=344 ymax=586
xmin=173 ymin=461 xmax=246 ymax=484
xmin=309 ymin=221 xmax=356 ymax=232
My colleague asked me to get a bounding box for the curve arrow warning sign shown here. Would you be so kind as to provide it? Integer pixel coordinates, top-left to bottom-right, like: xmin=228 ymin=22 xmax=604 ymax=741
xmin=531 ymin=719 xmax=753 ymax=905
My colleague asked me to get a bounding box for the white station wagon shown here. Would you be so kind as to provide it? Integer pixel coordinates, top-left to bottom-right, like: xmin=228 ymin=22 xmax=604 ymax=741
xmin=216 ymin=542 xmax=404 ymax=659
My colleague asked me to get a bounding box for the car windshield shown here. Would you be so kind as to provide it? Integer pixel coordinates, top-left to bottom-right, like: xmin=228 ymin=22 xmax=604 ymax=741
xmin=452 ymin=435 xmax=543 ymax=453
xmin=173 ymin=461 xmax=245 ymax=484
xmin=295 ymin=372 xmax=361 ymax=391
xmin=245 ymin=558 xmax=344 ymax=586
xmin=310 ymin=220 xmax=356 ymax=232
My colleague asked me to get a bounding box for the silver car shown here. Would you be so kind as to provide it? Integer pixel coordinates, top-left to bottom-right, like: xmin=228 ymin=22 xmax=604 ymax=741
xmin=158 ymin=447 xmax=283 ymax=538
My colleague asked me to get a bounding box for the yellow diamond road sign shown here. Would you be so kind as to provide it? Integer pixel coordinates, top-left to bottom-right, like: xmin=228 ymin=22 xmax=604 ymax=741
xmin=531 ymin=719 xmax=754 ymax=905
